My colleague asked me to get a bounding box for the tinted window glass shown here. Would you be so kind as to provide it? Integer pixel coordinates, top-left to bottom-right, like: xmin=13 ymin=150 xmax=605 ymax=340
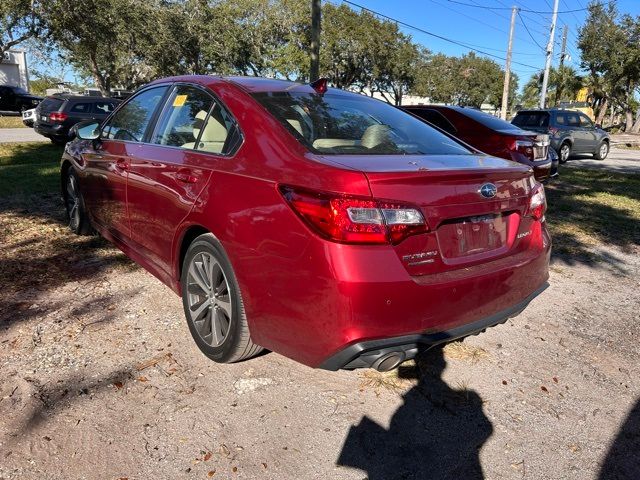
xmin=152 ymin=86 xmax=214 ymax=148
xmin=579 ymin=114 xmax=593 ymax=128
xmin=39 ymin=97 xmax=64 ymax=112
xmin=253 ymin=92 xmax=470 ymax=155
xmin=70 ymin=103 xmax=91 ymax=113
xmin=512 ymin=112 xmax=549 ymax=128
xmin=566 ymin=113 xmax=580 ymax=127
xmin=103 ymin=86 xmax=168 ymax=142
xmin=555 ymin=113 xmax=565 ymax=125
xmin=455 ymin=107 xmax=516 ymax=130
xmin=93 ymin=101 xmax=117 ymax=114
xmin=409 ymin=109 xmax=457 ymax=135
xmin=11 ymin=86 xmax=29 ymax=95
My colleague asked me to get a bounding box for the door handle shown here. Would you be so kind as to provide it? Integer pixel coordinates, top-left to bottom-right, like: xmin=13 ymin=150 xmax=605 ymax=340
xmin=176 ymin=169 xmax=198 ymax=184
xmin=115 ymin=158 xmax=130 ymax=171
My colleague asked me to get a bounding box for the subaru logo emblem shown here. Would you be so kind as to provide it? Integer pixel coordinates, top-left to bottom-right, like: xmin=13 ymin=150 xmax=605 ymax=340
xmin=479 ymin=183 xmax=497 ymax=198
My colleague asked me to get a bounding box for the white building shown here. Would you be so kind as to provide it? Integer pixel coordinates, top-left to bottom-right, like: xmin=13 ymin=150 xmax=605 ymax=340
xmin=0 ymin=50 xmax=30 ymax=91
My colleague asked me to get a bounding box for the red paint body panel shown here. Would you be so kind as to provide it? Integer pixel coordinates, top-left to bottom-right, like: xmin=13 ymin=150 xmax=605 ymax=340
xmin=62 ymin=76 xmax=550 ymax=369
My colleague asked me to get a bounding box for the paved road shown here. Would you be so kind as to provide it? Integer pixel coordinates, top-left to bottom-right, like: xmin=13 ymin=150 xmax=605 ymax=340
xmin=0 ymin=127 xmax=46 ymax=143
xmin=564 ymin=147 xmax=640 ymax=174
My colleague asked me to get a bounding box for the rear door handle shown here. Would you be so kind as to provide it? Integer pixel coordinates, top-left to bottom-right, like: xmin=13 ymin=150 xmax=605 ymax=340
xmin=176 ymin=169 xmax=198 ymax=184
xmin=115 ymin=158 xmax=130 ymax=171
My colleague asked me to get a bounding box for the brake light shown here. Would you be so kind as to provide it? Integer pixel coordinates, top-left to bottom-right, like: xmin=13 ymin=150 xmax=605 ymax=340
xmin=280 ymin=186 xmax=428 ymax=244
xmin=514 ymin=139 xmax=535 ymax=160
xmin=310 ymin=78 xmax=328 ymax=94
xmin=49 ymin=112 xmax=68 ymax=122
xmin=527 ymin=182 xmax=546 ymax=221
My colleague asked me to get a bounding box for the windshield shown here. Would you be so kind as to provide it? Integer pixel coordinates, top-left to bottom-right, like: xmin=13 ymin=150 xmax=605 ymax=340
xmin=252 ymin=92 xmax=471 ymax=156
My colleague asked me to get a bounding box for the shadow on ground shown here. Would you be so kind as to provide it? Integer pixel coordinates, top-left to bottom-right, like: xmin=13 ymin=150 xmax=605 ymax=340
xmin=599 ymin=397 xmax=640 ymax=480
xmin=337 ymin=347 xmax=492 ymax=479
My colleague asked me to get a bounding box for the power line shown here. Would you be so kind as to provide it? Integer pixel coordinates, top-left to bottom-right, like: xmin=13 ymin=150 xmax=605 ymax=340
xmin=447 ymin=0 xmax=589 ymax=14
xmin=340 ymin=0 xmax=543 ymax=70
xmin=517 ymin=10 xmax=546 ymax=52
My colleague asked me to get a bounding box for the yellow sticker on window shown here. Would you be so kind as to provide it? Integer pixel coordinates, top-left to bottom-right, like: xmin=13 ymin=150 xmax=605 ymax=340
xmin=173 ymin=94 xmax=188 ymax=107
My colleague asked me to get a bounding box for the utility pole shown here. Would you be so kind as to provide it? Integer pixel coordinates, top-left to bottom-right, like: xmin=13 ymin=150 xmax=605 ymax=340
xmin=539 ymin=0 xmax=559 ymax=109
xmin=559 ymin=24 xmax=568 ymax=68
xmin=310 ymin=0 xmax=321 ymax=82
xmin=500 ymin=6 xmax=518 ymax=120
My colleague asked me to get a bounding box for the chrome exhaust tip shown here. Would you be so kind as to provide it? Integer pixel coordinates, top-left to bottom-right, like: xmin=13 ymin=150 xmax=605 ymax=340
xmin=372 ymin=351 xmax=406 ymax=372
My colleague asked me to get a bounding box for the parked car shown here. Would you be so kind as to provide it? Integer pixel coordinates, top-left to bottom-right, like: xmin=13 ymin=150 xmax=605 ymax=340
xmin=403 ymin=105 xmax=558 ymax=182
xmin=61 ymin=76 xmax=550 ymax=371
xmin=0 ymin=85 xmax=42 ymax=112
xmin=34 ymin=94 xmax=121 ymax=145
xmin=22 ymin=108 xmax=36 ymax=127
xmin=511 ymin=109 xmax=610 ymax=163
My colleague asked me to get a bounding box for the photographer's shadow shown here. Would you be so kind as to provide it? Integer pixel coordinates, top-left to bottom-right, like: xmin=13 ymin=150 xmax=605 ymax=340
xmin=338 ymin=346 xmax=492 ymax=480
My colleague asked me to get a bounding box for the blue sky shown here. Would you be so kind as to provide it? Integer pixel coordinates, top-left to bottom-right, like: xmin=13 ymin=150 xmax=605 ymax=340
xmin=340 ymin=0 xmax=640 ymax=86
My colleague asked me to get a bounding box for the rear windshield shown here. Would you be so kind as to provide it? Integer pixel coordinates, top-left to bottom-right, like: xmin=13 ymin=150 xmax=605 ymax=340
xmin=512 ymin=112 xmax=550 ymax=128
xmin=252 ymin=92 xmax=471 ymax=155
xmin=456 ymin=107 xmax=520 ymax=131
xmin=39 ymin=97 xmax=65 ymax=112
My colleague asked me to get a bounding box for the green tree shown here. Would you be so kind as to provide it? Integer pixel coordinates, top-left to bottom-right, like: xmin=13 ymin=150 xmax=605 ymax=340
xmin=578 ymin=1 xmax=640 ymax=131
xmin=0 ymin=0 xmax=44 ymax=57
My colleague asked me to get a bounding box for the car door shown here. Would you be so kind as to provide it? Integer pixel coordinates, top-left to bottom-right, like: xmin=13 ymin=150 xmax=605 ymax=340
xmin=564 ymin=112 xmax=585 ymax=152
xmin=65 ymin=101 xmax=96 ymax=131
xmin=578 ymin=113 xmax=598 ymax=151
xmin=80 ymin=86 xmax=169 ymax=240
xmin=126 ymin=84 xmax=239 ymax=278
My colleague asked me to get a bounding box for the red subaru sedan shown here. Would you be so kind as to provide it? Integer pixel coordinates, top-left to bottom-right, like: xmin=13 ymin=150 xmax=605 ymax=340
xmin=61 ymin=76 xmax=550 ymax=371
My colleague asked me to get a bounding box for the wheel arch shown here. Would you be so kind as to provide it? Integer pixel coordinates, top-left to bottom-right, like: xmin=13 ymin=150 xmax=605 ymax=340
xmin=60 ymin=159 xmax=73 ymax=201
xmin=175 ymin=224 xmax=213 ymax=290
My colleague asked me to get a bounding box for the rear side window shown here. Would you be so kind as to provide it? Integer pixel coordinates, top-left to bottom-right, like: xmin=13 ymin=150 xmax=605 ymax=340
xmin=409 ymin=109 xmax=457 ymax=135
xmin=39 ymin=97 xmax=64 ymax=112
xmin=512 ymin=112 xmax=549 ymax=128
xmin=253 ymin=92 xmax=470 ymax=155
xmin=69 ymin=103 xmax=91 ymax=113
xmin=102 ymin=86 xmax=168 ymax=142
xmin=93 ymin=101 xmax=117 ymax=114
xmin=555 ymin=114 xmax=566 ymax=125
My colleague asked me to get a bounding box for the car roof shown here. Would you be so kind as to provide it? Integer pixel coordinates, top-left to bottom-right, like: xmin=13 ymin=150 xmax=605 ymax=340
xmin=148 ymin=75 xmax=353 ymax=96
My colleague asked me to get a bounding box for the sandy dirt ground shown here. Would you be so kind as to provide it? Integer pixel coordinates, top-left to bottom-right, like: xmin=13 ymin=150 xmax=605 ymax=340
xmin=0 ymin=193 xmax=638 ymax=480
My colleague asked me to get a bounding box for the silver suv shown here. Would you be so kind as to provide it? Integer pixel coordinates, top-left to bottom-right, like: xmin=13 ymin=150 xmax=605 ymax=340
xmin=512 ymin=109 xmax=610 ymax=163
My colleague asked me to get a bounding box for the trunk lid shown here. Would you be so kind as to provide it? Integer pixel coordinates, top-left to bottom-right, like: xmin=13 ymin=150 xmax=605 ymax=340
xmin=319 ymin=153 xmax=536 ymax=275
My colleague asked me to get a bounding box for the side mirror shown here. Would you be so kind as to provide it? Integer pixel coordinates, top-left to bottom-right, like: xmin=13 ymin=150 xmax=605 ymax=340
xmin=71 ymin=120 xmax=101 ymax=140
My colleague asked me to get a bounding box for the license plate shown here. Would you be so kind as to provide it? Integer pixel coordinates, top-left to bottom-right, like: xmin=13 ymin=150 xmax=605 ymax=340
xmin=41 ymin=116 xmax=47 ymax=121
xmin=437 ymin=213 xmax=509 ymax=258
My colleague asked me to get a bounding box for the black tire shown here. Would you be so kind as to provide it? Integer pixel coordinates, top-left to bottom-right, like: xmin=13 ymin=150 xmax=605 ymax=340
xmin=64 ymin=169 xmax=93 ymax=235
xmin=181 ymin=234 xmax=262 ymax=364
xmin=51 ymin=138 xmax=66 ymax=146
xmin=594 ymin=141 xmax=609 ymax=160
xmin=559 ymin=142 xmax=571 ymax=164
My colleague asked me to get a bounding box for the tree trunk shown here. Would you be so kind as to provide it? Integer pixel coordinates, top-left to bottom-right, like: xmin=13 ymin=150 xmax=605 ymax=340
xmin=89 ymin=52 xmax=108 ymax=95
xmin=595 ymin=97 xmax=608 ymax=126
xmin=631 ymin=108 xmax=640 ymax=133
xmin=624 ymin=109 xmax=634 ymax=132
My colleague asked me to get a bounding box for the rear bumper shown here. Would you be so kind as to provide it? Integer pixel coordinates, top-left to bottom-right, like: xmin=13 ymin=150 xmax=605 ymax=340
xmin=34 ymin=123 xmax=67 ymax=140
xmin=319 ymin=282 xmax=548 ymax=370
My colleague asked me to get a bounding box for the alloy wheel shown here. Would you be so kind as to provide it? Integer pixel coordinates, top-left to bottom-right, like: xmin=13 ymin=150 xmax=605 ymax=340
xmin=599 ymin=143 xmax=608 ymax=159
xmin=185 ymin=252 xmax=233 ymax=347
xmin=560 ymin=144 xmax=570 ymax=162
xmin=66 ymin=174 xmax=80 ymax=231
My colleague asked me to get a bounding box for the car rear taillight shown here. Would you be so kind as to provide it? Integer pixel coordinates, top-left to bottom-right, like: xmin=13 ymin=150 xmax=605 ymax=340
xmin=527 ymin=182 xmax=546 ymax=221
xmin=49 ymin=112 xmax=68 ymax=122
xmin=514 ymin=139 xmax=535 ymax=159
xmin=280 ymin=186 xmax=428 ymax=245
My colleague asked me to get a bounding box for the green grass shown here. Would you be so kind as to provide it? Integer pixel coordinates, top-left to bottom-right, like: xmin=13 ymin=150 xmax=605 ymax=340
xmin=0 ymin=116 xmax=26 ymax=128
xmin=546 ymin=169 xmax=640 ymax=255
xmin=0 ymin=142 xmax=64 ymax=197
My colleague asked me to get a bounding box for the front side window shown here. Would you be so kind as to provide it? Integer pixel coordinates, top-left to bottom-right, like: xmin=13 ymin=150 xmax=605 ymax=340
xmin=103 ymin=86 xmax=168 ymax=142
xmin=152 ymin=85 xmax=239 ymax=155
xmin=93 ymin=101 xmax=117 ymax=114
xmin=252 ymin=92 xmax=470 ymax=155
xmin=579 ymin=114 xmax=594 ymax=128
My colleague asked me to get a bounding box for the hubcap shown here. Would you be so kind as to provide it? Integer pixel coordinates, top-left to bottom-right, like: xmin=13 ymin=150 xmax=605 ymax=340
xmin=66 ymin=175 xmax=80 ymax=230
xmin=186 ymin=252 xmax=232 ymax=347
